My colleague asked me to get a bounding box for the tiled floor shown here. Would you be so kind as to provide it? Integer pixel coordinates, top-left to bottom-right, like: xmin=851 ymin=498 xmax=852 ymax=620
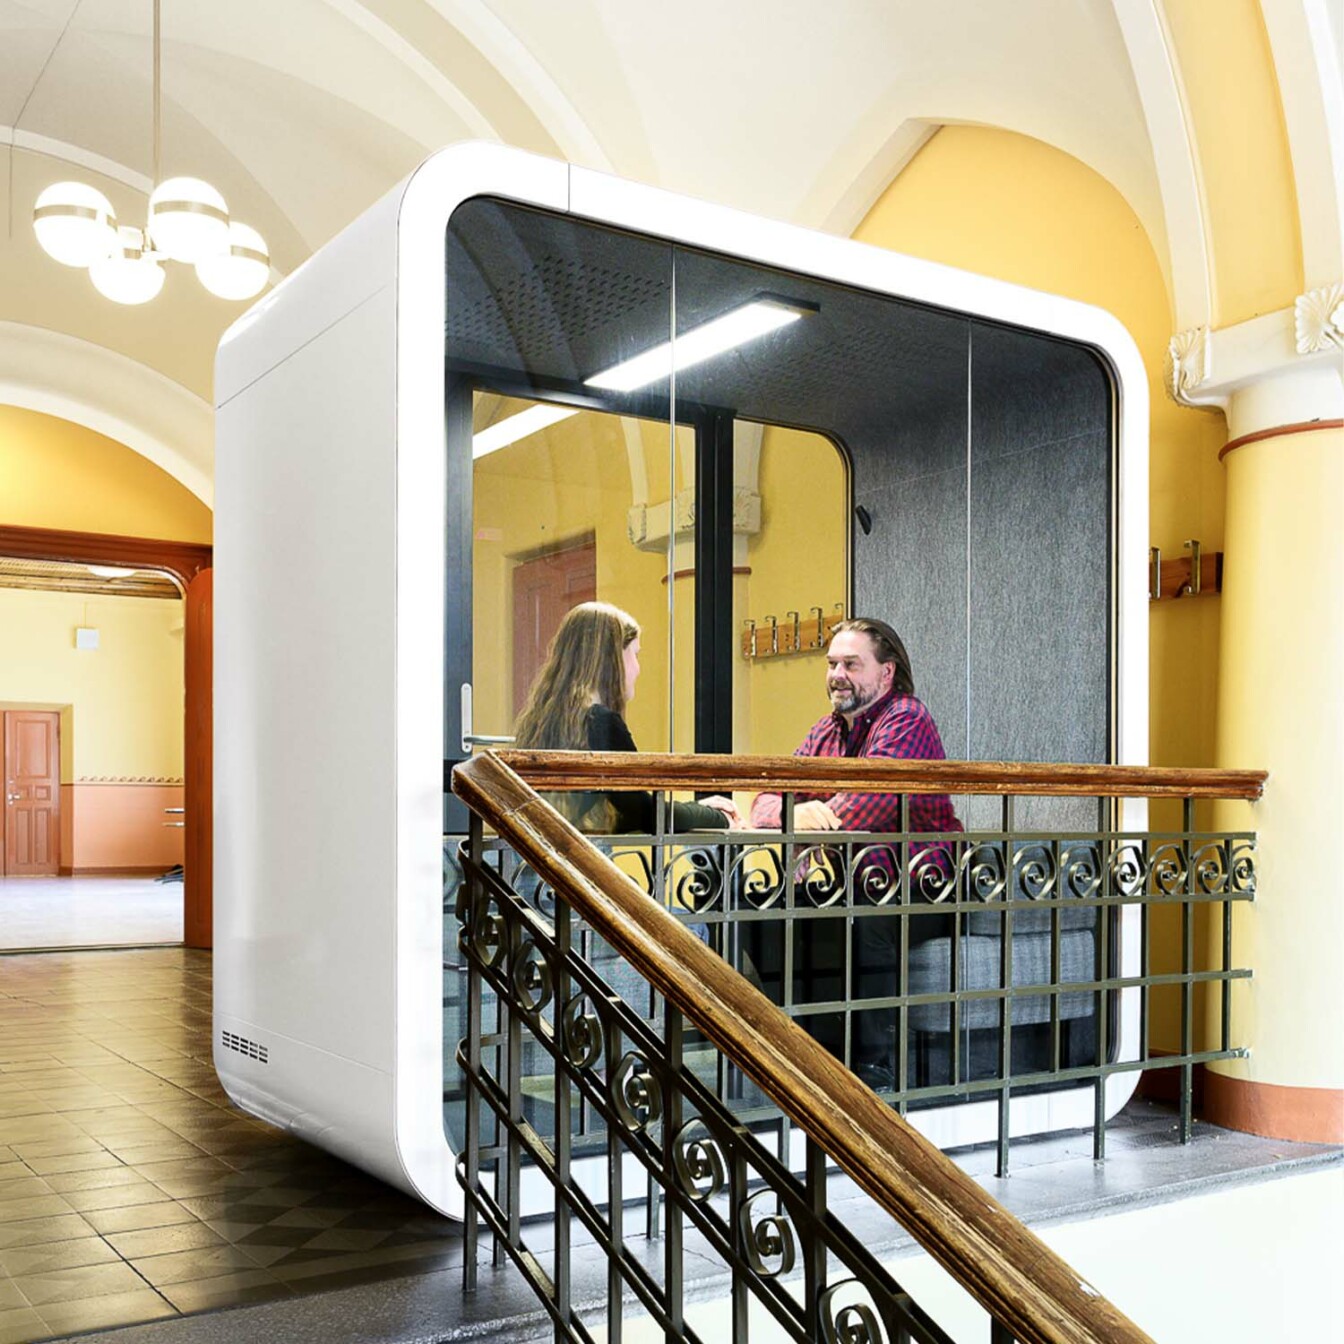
xmin=0 ymin=949 xmax=458 ymax=1344
xmin=0 ymin=879 xmax=182 ymax=951
xmin=3 ymin=947 xmax=1340 ymax=1344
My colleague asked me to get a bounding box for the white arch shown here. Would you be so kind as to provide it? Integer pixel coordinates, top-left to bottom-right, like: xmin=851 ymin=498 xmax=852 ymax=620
xmin=1260 ymin=0 xmax=1344 ymax=291
xmin=423 ymin=0 xmax=615 ymax=169
xmin=0 ymin=323 xmax=214 ymax=506
xmin=795 ymin=116 xmax=938 ymax=237
xmin=1109 ymin=0 xmax=1215 ymax=330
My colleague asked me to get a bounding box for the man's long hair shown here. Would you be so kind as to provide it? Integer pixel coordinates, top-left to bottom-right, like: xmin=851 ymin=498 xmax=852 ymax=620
xmin=514 ymin=601 xmax=641 ymax=751
xmin=833 ymin=617 xmax=915 ymax=697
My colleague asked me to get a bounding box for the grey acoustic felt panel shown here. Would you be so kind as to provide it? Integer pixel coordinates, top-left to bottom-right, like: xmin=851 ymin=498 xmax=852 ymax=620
xmin=854 ymin=323 xmax=1112 ymax=832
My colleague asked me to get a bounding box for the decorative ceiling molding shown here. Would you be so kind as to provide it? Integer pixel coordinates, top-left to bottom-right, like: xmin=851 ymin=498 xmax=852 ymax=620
xmin=1164 ymin=304 xmax=1344 ymax=435
xmin=1165 ymin=325 xmax=1211 ymax=403
xmin=0 ymin=322 xmax=213 ymax=505
xmin=1293 ymin=282 xmax=1344 ymax=353
xmin=1259 ymin=0 xmax=1344 ymax=292
xmin=1109 ymin=0 xmax=1214 ymax=331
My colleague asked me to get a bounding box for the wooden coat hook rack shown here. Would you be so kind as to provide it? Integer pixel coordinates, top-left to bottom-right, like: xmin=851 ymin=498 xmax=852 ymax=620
xmin=742 ymin=604 xmax=846 ymax=660
xmin=1149 ymin=540 xmax=1222 ymax=602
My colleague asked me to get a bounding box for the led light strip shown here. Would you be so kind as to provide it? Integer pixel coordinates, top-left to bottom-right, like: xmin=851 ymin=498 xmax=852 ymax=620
xmin=471 ymin=297 xmax=810 ymax=458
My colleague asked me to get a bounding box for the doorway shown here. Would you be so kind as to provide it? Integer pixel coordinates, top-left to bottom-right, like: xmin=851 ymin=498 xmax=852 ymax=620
xmin=2 ymin=709 xmax=60 ymax=876
xmin=511 ymin=538 xmax=597 ymax=714
xmin=0 ymin=532 xmax=211 ymax=949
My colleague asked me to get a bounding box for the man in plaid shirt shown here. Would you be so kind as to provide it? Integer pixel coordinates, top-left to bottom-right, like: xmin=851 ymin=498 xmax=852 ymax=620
xmin=750 ymin=618 xmax=963 ymax=1088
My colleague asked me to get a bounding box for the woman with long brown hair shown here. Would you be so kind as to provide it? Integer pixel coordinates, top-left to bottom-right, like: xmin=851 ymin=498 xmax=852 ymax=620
xmin=514 ymin=601 xmax=741 ymax=832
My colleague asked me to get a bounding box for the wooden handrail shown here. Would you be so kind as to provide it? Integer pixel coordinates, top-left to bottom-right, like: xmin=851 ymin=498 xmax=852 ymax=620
xmin=498 ymin=749 xmax=1267 ymax=801
xmin=453 ymin=751 xmax=1158 ymax=1344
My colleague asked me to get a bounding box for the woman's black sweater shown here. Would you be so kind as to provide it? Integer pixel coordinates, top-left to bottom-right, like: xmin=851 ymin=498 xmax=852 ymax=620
xmin=582 ymin=704 xmax=728 ymax=833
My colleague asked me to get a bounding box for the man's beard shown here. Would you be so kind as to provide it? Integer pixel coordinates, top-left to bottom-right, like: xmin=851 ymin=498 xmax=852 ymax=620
xmin=829 ymin=681 xmax=877 ymax=715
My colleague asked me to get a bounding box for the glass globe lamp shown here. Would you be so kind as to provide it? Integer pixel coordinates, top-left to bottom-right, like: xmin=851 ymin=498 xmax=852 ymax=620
xmin=196 ymin=221 xmax=270 ymax=300
xmin=33 ymin=182 xmax=118 ymax=267
xmin=89 ymin=227 xmax=165 ymax=305
xmin=148 ymin=176 xmax=229 ymax=263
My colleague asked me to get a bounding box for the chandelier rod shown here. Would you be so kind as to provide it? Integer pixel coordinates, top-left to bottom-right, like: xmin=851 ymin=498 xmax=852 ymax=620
xmin=152 ymin=0 xmax=161 ymax=185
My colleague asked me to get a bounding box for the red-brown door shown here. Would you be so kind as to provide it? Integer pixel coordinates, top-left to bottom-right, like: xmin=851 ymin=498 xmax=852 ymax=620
xmin=3 ymin=711 xmax=61 ymax=876
xmin=512 ymin=541 xmax=597 ymax=714
xmin=183 ymin=568 xmax=213 ymax=948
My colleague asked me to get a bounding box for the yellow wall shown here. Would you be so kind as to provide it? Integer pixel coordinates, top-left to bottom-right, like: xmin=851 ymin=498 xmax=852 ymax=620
xmin=0 ymin=587 xmax=184 ymax=779
xmin=743 ymin=427 xmax=849 ymax=756
xmin=1163 ymin=0 xmax=1302 ymax=324
xmin=0 ymin=406 xmax=213 ymax=542
xmin=852 ymin=124 xmax=1229 ymax=1050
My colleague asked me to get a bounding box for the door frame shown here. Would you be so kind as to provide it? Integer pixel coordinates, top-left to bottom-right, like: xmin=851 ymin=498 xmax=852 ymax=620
xmin=0 ymin=525 xmax=213 ymax=944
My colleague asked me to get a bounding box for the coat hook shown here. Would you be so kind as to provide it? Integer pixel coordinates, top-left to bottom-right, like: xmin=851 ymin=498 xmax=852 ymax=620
xmin=810 ymin=606 xmax=825 ymax=649
xmin=1182 ymin=539 xmax=1201 ymax=596
xmin=786 ymin=610 xmax=800 ymax=650
xmin=1150 ymin=546 xmax=1162 ymax=601
xmin=764 ymin=614 xmax=779 ymax=655
xmin=743 ymin=618 xmax=757 ymax=659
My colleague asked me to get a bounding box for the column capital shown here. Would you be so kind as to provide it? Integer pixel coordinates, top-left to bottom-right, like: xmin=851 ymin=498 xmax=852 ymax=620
xmin=1165 ymin=284 xmax=1344 ymax=438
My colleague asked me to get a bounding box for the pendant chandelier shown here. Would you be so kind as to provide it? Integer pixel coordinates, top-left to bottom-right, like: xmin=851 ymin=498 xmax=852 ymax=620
xmin=32 ymin=0 xmax=269 ymax=305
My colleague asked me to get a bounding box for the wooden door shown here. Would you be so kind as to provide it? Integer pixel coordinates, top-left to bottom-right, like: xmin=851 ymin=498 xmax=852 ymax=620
xmin=512 ymin=542 xmax=597 ymax=714
xmin=3 ymin=711 xmax=61 ymax=876
xmin=183 ymin=569 xmax=213 ymax=949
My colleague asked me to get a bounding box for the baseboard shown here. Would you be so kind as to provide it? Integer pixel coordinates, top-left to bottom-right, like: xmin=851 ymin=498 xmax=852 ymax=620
xmin=66 ymin=865 xmax=175 ymax=877
xmin=1203 ymin=1071 xmax=1344 ymax=1144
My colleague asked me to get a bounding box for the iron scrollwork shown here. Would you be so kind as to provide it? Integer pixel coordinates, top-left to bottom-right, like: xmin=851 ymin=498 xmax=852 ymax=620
xmin=510 ymin=938 xmax=553 ymax=1017
xmin=611 ymin=1051 xmax=662 ymax=1132
xmin=730 ymin=845 xmax=787 ymax=910
xmin=671 ymin=1118 xmax=726 ymax=1202
xmin=820 ymin=1281 xmax=887 ymax=1344
xmin=964 ymin=842 xmax=1009 ymax=903
xmin=739 ymin=1191 xmax=797 ymax=1277
xmin=560 ymin=993 xmax=604 ymax=1071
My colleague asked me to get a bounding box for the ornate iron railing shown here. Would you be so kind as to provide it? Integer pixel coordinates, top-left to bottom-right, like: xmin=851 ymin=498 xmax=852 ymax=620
xmin=451 ymin=752 xmax=1264 ymax=1344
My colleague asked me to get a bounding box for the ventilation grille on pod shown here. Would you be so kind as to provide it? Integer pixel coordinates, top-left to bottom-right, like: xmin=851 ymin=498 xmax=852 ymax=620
xmin=221 ymin=1030 xmax=268 ymax=1064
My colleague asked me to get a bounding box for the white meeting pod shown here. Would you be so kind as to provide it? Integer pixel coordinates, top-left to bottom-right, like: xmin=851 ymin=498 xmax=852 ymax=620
xmin=214 ymin=142 xmax=1149 ymax=1217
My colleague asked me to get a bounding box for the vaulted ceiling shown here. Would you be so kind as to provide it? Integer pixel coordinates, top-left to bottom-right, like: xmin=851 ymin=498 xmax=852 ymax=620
xmin=1 ymin=1 xmax=1339 ymax=502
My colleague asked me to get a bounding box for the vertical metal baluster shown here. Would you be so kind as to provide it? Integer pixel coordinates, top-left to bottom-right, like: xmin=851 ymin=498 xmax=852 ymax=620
xmin=606 ymin=1013 xmax=623 ymax=1344
xmin=647 ymin=794 xmax=667 ymax=1241
xmin=781 ymin=792 xmax=796 ymax=1163
xmin=1222 ymin=851 xmax=1233 ymax=1056
xmin=803 ymin=1138 xmax=827 ymax=1342
xmin=997 ymin=798 xmax=1014 ymax=1178
xmin=1180 ymin=796 xmax=1195 ymax=1143
xmin=1140 ymin=816 xmax=1151 ymax=1075
xmin=664 ymin=1001 xmax=683 ymax=1339
xmin=843 ymin=830 xmax=854 ymax=1073
xmin=1049 ymin=834 xmax=1062 ymax=1075
xmin=503 ymin=913 xmax=521 ymax=1269
xmin=554 ymin=901 xmax=572 ymax=1334
xmin=897 ymin=795 xmax=909 ymax=1109
xmin=950 ymin=831 xmax=962 ymax=1092
xmin=1094 ymin=804 xmax=1109 ymax=1162
xmin=463 ymin=817 xmax=482 ymax=1292
xmin=730 ymin=1144 xmax=749 ymax=1341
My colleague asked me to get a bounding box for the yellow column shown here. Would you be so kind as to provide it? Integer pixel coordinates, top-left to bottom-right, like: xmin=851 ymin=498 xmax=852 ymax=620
xmin=1209 ymin=417 xmax=1344 ymax=1141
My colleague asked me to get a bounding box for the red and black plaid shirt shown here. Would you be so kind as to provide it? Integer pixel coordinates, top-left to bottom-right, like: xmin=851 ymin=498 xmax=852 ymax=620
xmin=750 ymin=690 xmax=963 ymax=838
